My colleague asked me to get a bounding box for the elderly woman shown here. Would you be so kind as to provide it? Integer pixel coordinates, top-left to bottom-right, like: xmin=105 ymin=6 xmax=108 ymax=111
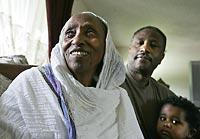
xmin=0 ymin=12 xmax=143 ymax=139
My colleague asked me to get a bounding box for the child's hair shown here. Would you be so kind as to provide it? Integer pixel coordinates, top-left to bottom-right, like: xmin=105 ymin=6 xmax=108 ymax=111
xmin=159 ymin=96 xmax=200 ymax=138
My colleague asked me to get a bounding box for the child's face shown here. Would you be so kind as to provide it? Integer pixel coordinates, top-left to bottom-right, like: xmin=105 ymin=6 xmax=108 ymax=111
xmin=156 ymin=104 xmax=190 ymax=139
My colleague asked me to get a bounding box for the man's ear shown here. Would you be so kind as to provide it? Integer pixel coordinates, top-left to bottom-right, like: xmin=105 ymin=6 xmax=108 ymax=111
xmin=158 ymin=52 xmax=165 ymax=64
xmin=161 ymin=52 xmax=165 ymax=61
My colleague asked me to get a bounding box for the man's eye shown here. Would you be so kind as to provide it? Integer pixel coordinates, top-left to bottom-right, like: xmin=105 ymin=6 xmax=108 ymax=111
xmin=151 ymin=44 xmax=159 ymax=48
xmin=134 ymin=40 xmax=143 ymax=46
xmin=150 ymin=42 xmax=159 ymax=48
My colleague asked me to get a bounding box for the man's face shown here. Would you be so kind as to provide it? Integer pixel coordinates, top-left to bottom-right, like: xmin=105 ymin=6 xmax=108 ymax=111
xmin=61 ymin=13 xmax=106 ymax=74
xmin=127 ymin=28 xmax=165 ymax=75
xmin=156 ymin=104 xmax=190 ymax=139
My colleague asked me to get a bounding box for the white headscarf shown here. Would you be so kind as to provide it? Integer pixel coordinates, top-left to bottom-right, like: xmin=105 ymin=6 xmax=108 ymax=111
xmin=52 ymin=11 xmax=125 ymax=89
xmin=0 ymin=12 xmax=143 ymax=139
xmin=50 ymin=12 xmax=144 ymax=138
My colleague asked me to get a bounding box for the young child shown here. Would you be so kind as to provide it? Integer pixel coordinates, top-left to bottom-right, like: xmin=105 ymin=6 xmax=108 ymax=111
xmin=156 ymin=96 xmax=200 ymax=139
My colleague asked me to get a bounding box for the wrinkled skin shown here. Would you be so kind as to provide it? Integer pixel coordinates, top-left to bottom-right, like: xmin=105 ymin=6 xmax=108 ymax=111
xmin=61 ymin=13 xmax=106 ymax=86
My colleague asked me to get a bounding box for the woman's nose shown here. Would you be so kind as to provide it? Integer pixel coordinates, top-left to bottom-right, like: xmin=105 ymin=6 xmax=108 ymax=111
xmin=71 ymin=31 xmax=84 ymax=46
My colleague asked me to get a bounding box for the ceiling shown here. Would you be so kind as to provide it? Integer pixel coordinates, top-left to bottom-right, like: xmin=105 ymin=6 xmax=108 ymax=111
xmin=72 ymin=0 xmax=200 ymax=98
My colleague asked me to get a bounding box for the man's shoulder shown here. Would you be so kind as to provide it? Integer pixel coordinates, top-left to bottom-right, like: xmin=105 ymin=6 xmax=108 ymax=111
xmin=150 ymin=77 xmax=168 ymax=88
xmin=150 ymin=77 xmax=175 ymax=96
xmin=121 ymin=73 xmax=133 ymax=87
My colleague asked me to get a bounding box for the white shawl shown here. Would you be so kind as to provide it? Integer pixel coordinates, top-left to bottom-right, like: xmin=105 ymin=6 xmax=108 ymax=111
xmin=0 ymin=12 xmax=144 ymax=139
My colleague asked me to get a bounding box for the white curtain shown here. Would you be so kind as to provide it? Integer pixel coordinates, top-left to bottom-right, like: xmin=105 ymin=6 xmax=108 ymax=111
xmin=0 ymin=0 xmax=48 ymax=65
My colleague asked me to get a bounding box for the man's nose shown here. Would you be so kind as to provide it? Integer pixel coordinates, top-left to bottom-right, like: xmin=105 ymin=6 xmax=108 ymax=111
xmin=140 ymin=41 xmax=150 ymax=53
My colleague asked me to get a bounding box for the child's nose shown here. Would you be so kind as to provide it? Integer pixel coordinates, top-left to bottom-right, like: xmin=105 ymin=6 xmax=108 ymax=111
xmin=163 ymin=121 xmax=172 ymax=128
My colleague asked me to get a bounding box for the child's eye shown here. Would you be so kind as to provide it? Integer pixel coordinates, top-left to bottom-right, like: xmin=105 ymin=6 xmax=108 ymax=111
xmin=172 ymin=119 xmax=180 ymax=125
xmin=160 ymin=116 xmax=166 ymax=121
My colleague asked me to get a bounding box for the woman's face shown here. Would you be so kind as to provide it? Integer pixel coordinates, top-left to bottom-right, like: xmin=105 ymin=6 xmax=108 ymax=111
xmin=61 ymin=13 xmax=106 ymax=75
xmin=157 ymin=104 xmax=190 ymax=139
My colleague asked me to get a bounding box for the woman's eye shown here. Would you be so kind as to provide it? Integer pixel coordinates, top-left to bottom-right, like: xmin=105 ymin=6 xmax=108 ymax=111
xmin=65 ymin=30 xmax=75 ymax=38
xmin=86 ymin=28 xmax=96 ymax=36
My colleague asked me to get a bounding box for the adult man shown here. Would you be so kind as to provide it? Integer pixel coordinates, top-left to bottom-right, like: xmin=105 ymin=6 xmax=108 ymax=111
xmin=121 ymin=26 xmax=175 ymax=139
xmin=0 ymin=12 xmax=143 ymax=139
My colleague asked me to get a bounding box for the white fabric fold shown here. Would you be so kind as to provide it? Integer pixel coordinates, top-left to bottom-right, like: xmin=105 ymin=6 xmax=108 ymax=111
xmin=0 ymin=68 xmax=68 ymax=139
xmin=0 ymin=12 xmax=144 ymax=139
xmin=50 ymin=12 xmax=144 ymax=138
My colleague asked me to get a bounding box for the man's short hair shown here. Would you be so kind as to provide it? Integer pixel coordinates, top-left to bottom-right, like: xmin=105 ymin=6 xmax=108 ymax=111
xmin=132 ymin=26 xmax=167 ymax=50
